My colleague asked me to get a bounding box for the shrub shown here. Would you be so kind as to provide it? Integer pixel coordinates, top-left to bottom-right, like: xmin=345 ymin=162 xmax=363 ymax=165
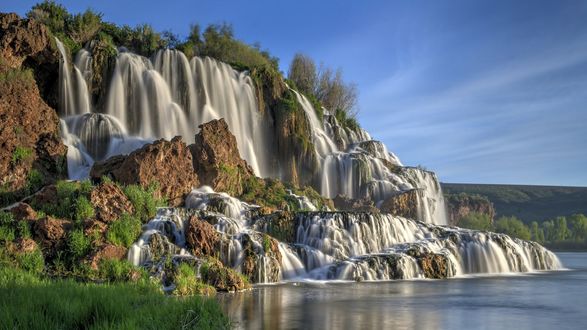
xmin=67 ymin=229 xmax=91 ymax=259
xmin=123 ymin=184 xmax=165 ymax=222
xmin=173 ymin=263 xmax=215 ymax=296
xmin=74 ymin=195 xmax=94 ymax=224
xmin=106 ymin=213 xmax=142 ymax=248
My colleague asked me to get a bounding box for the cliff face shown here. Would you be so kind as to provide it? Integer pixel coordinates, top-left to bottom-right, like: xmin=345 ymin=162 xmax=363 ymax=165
xmin=380 ymin=190 xmax=419 ymax=219
xmin=445 ymin=193 xmax=495 ymax=226
xmin=0 ymin=13 xmax=67 ymax=206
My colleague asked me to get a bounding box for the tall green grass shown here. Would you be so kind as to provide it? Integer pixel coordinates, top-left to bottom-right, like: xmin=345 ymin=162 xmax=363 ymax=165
xmin=0 ymin=268 xmax=230 ymax=329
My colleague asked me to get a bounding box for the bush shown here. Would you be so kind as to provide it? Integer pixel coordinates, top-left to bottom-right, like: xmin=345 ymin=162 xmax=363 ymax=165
xmin=173 ymin=263 xmax=215 ymax=296
xmin=106 ymin=213 xmax=142 ymax=248
xmin=123 ymin=184 xmax=165 ymax=222
xmin=67 ymin=229 xmax=91 ymax=259
xmin=73 ymin=195 xmax=94 ymax=224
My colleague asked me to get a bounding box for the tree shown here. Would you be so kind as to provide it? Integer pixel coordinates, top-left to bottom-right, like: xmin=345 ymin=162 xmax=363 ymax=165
xmin=553 ymin=216 xmax=570 ymax=241
xmin=494 ymin=216 xmax=531 ymax=240
xmin=530 ymin=221 xmax=544 ymax=243
xmin=288 ymin=53 xmax=317 ymax=96
xmin=459 ymin=212 xmax=492 ymax=231
xmin=569 ymin=214 xmax=587 ymax=242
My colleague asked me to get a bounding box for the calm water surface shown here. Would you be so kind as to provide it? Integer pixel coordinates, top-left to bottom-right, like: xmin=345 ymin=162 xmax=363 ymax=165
xmin=218 ymin=253 xmax=587 ymax=329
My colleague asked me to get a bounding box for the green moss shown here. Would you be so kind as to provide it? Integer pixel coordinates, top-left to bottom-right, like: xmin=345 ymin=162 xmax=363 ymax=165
xmin=11 ymin=147 xmax=33 ymax=165
xmin=0 ymin=68 xmax=35 ymax=86
xmin=106 ymin=213 xmax=142 ymax=248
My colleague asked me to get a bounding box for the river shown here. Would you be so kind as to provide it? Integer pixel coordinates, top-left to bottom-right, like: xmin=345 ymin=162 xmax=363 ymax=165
xmin=218 ymin=252 xmax=587 ymax=329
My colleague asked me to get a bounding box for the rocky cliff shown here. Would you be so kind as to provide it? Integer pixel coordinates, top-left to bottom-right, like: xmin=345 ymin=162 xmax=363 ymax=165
xmin=0 ymin=13 xmax=67 ymax=206
xmin=445 ymin=193 xmax=495 ymax=226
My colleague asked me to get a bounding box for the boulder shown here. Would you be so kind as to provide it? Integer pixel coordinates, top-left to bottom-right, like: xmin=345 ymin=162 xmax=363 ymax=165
xmin=9 ymin=202 xmax=37 ymax=221
xmin=91 ymin=137 xmax=198 ymax=206
xmin=380 ymin=190 xmax=419 ymax=219
xmin=185 ymin=215 xmax=220 ymax=257
xmin=88 ymin=244 xmax=128 ymax=270
xmin=89 ymin=182 xmax=133 ymax=223
xmin=33 ymin=216 xmax=72 ymax=253
xmin=189 ymin=119 xmax=255 ymax=196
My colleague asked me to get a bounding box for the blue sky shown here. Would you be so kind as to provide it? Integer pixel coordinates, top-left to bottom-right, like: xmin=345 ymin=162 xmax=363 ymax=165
xmin=4 ymin=0 xmax=587 ymax=186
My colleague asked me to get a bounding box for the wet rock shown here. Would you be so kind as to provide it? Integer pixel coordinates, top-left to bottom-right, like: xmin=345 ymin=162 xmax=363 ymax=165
xmin=89 ymin=182 xmax=133 ymax=223
xmin=185 ymin=215 xmax=220 ymax=257
xmin=253 ymin=211 xmax=297 ymax=243
xmin=91 ymin=137 xmax=198 ymax=206
xmin=240 ymin=233 xmax=281 ymax=283
xmin=189 ymin=118 xmax=255 ymax=196
xmin=380 ymin=190 xmax=419 ymax=219
xmin=333 ymin=194 xmax=379 ymax=213
xmin=417 ymin=254 xmax=450 ymax=279
xmin=88 ymin=244 xmax=128 ymax=270
xmin=200 ymin=257 xmax=250 ymax=292
xmin=148 ymin=233 xmax=182 ymax=263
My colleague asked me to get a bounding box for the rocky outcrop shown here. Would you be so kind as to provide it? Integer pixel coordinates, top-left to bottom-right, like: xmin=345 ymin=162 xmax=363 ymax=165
xmin=333 ymin=194 xmax=379 ymax=213
xmin=254 ymin=211 xmax=297 ymax=243
xmin=189 ymin=119 xmax=255 ymax=196
xmin=89 ymin=182 xmax=133 ymax=223
xmin=91 ymin=137 xmax=198 ymax=206
xmin=0 ymin=13 xmax=67 ymax=206
xmin=33 ymin=216 xmax=72 ymax=253
xmin=88 ymin=244 xmax=128 ymax=270
xmin=0 ymin=13 xmax=50 ymax=69
xmin=186 ymin=215 xmax=220 ymax=257
xmin=445 ymin=193 xmax=495 ymax=226
xmin=380 ymin=190 xmax=419 ymax=219
xmin=417 ymin=254 xmax=450 ymax=279
xmin=240 ymin=232 xmax=281 ymax=283
xmin=200 ymin=258 xmax=250 ymax=292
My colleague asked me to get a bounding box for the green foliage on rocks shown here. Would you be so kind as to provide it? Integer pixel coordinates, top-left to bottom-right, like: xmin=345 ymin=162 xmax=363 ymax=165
xmin=123 ymin=183 xmax=166 ymax=223
xmin=106 ymin=213 xmax=142 ymax=248
xmin=172 ymin=263 xmax=215 ymax=296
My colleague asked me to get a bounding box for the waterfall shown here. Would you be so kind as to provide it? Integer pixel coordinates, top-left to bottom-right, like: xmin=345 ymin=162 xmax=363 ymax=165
xmin=128 ymin=191 xmax=561 ymax=284
xmin=55 ymin=38 xmax=448 ymax=225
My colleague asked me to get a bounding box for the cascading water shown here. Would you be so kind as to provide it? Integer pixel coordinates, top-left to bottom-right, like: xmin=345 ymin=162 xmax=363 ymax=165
xmin=128 ymin=188 xmax=562 ymax=284
xmin=55 ymin=39 xmax=449 ymax=225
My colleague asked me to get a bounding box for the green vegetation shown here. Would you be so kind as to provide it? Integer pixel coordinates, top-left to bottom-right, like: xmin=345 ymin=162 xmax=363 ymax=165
xmin=457 ymin=212 xmax=587 ymax=250
xmin=172 ymin=263 xmax=215 ymax=296
xmin=11 ymin=146 xmax=33 ymax=164
xmin=96 ymin=259 xmax=147 ymax=283
xmin=106 ymin=213 xmax=142 ymax=248
xmin=288 ymin=53 xmax=359 ymax=129
xmin=67 ymin=229 xmax=91 ymax=259
xmin=31 ymin=180 xmax=94 ymax=224
xmin=262 ymin=234 xmax=271 ymax=253
xmin=0 ymin=268 xmax=230 ymax=329
xmin=459 ymin=212 xmax=493 ymax=231
xmin=123 ymin=183 xmax=166 ymax=222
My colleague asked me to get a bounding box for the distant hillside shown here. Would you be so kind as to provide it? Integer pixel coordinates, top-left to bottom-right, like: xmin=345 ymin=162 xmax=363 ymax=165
xmin=441 ymin=183 xmax=587 ymax=223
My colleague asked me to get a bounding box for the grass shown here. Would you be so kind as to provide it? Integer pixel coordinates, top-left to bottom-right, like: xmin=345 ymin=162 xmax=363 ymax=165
xmin=106 ymin=213 xmax=142 ymax=248
xmin=0 ymin=268 xmax=230 ymax=329
xmin=11 ymin=146 xmax=33 ymax=164
xmin=173 ymin=263 xmax=216 ymax=297
xmin=123 ymin=183 xmax=166 ymax=222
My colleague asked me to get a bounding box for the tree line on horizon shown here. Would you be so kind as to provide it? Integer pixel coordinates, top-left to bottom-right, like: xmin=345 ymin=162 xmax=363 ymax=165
xmin=460 ymin=212 xmax=587 ymax=250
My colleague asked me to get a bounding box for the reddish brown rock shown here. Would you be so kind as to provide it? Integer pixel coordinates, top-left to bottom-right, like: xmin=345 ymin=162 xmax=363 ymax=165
xmin=84 ymin=219 xmax=108 ymax=237
xmin=380 ymin=190 xmax=419 ymax=219
xmin=0 ymin=13 xmax=50 ymax=69
xmin=9 ymin=202 xmax=37 ymax=221
xmin=88 ymin=244 xmax=128 ymax=270
xmin=89 ymin=182 xmax=133 ymax=223
xmin=12 ymin=238 xmax=38 ymax=254
xmin=0 ymin=14 xmax=67 ymax=202
xmin=91 ymin=137 xmax=198 ymax=206
xmin=185 ymin=215 xmax=220 ymax=257
xmin=445 ymin=193 xmax=495 ymax=226
xmin=418 ymin=254 xmax=450 ymax=279
xmin=189 ymin=119 xmax=255 ymax=196
xmin=33 ymin=216 xmax=72 ymax=251
xmin=200 ymin=257 xmax=250 ymax=292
